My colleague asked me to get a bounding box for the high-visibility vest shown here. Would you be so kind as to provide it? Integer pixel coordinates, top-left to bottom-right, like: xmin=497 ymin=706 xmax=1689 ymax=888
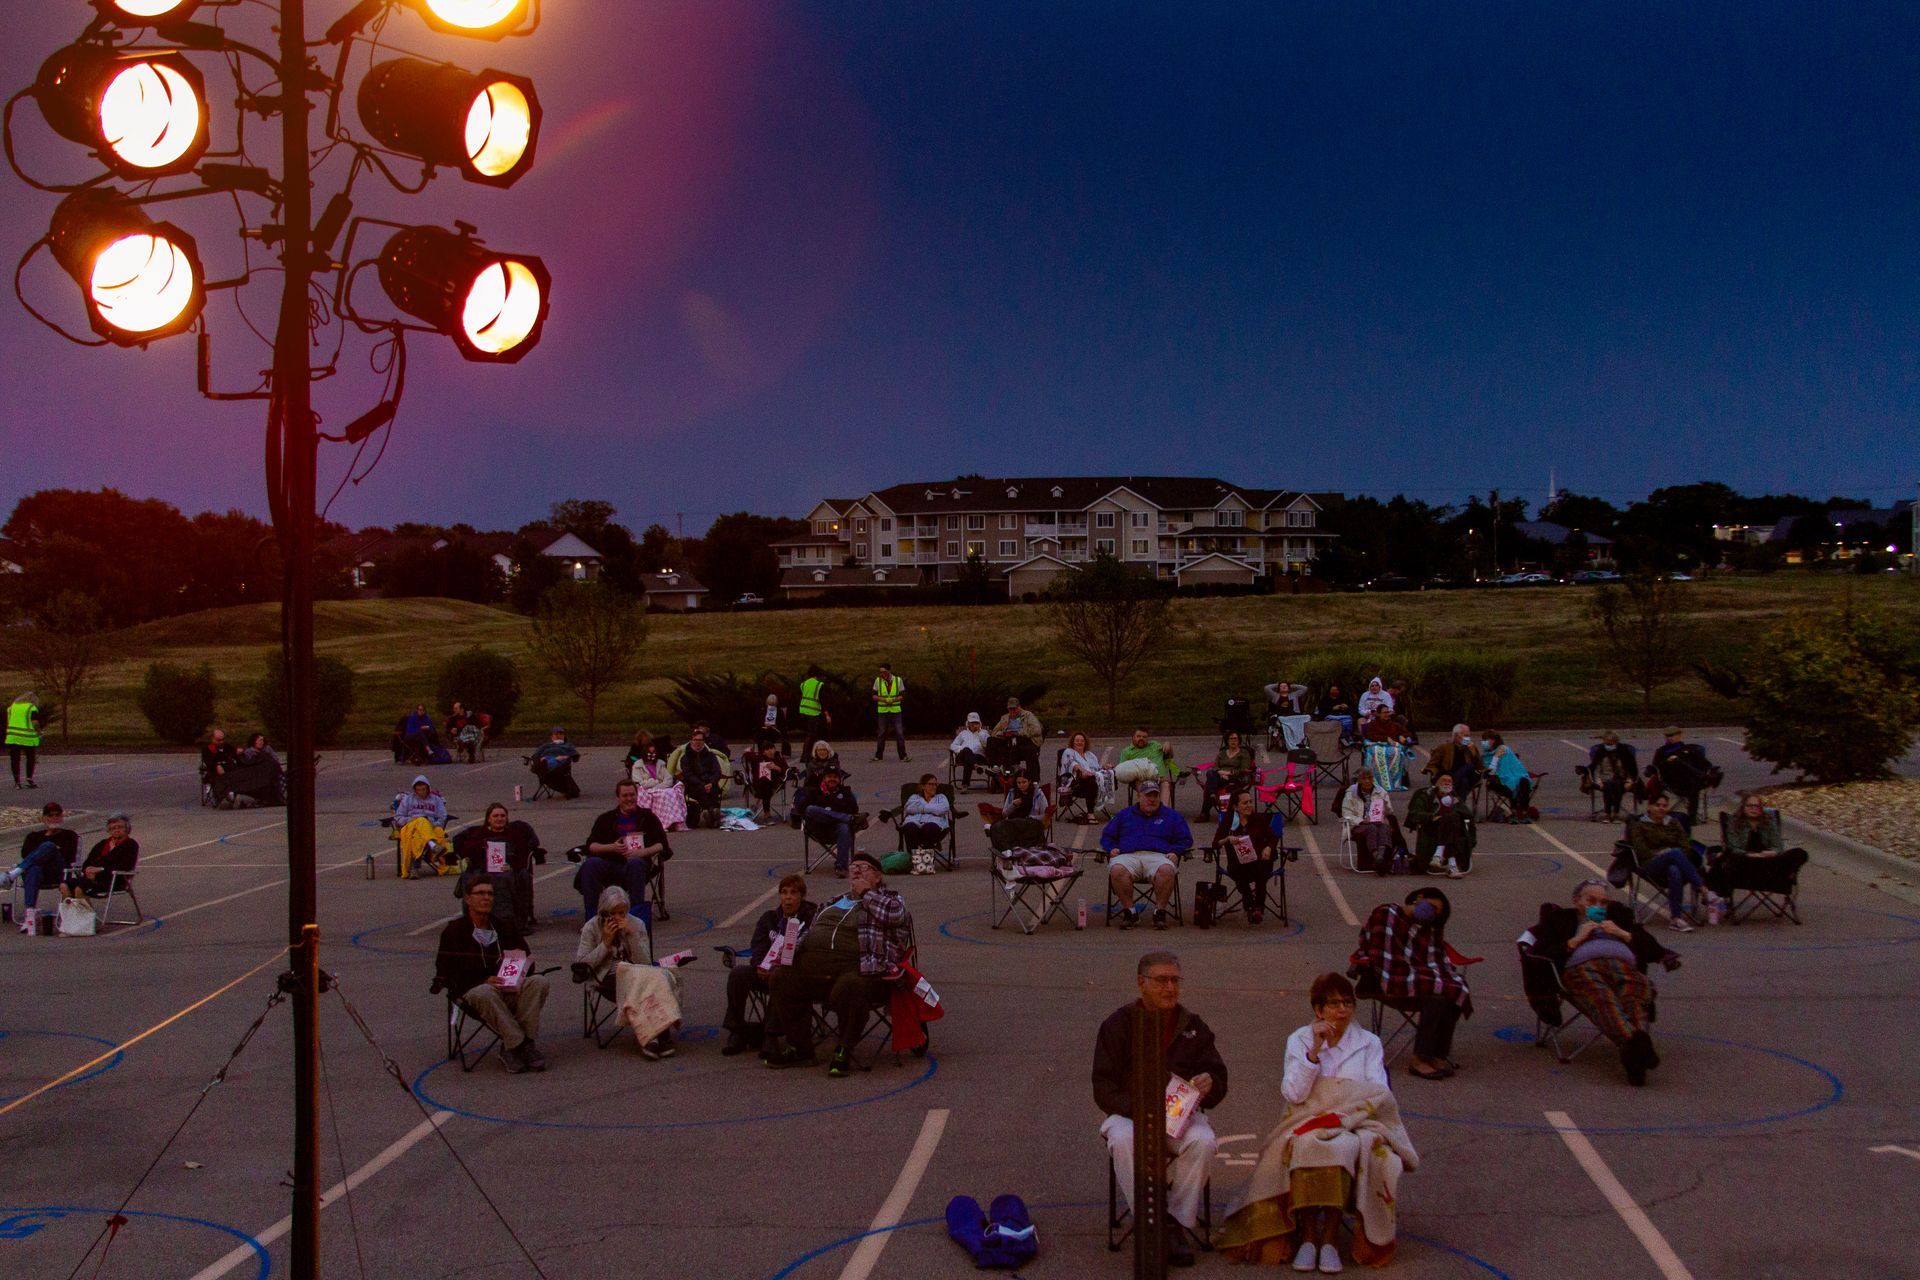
xmin=875 ymin=676 xmax=903 ymax=714
xmin=6 ymin=700 xmax=39 ymax=747
xmin=799 ymin=677 xmax=825 ymax=718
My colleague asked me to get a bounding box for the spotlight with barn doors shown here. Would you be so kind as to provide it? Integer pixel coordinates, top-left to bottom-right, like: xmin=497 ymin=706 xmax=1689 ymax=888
xmin=89 ymin=0 xmax=206 ymax=24
xmin=406 ymin=0 xmax=532 ymax=38
xmin=34 ymin=44 xmax=209 ymax=178
xmin=357 ymin=60 xmax=539 ymax=187
xmin=48 ymin=189 xmax=204 ymax=344
xmin=377 ymin=225 xmax=549 ymax=362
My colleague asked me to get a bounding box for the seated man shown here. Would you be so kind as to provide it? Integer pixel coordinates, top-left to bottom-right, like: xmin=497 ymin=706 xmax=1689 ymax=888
xmin=1115 ymin=727 xmax=1178 ymax=794
xmin=986 ymin=696 xmax=1044 ymax=782
xmin=949 ymin=712 xmax=990 ymax=788
xmin=447 ymin=701 xmax=492 ymax=764
xmin=453 ymin=803 xmax=542 ymax=932
xmin=1523 ymin=878 xmax=1679 ymax=1085
xmin=529 ymin=727 xmax=581 ymax=800
xmin=722 ymin=873 xmax=817 ymax=1055
xmin=392 ymin=775 xmax=452 ymax=879
xmin=574 ymin=884 xmax=681 ymax=1060
xmin=434 ymin=878 xmax=549 ymax=1073
xmin=1359 ymin=706 xmax=1412 ymax=791
xmin=744 ymin=739 xmax=790 ymax=823
xmin=400 ymin=703 xmax=444 ymax=763
xmin=1578 ymin=731 xmax=1641 ymax=822
xmin=0 ymin=802 xmax=81 ymax=932
xmin=1624 ymin=793 xmax=1706 ymax=932
xmin=799 ymin=769 xmax=861 ymax=876
xmin=200 ymin=728 xmax=235 ymax=798
xmin=61 ymin=812 xmax=139 ymax=903
xmin=892 ymin=773 xmax=952 ymax=851
xmin=1652 ymin=726 xmax=1722 ymax=823
xmin=763 ymin=852 xmax=913 ymax=1077
xmin=1404 ymin=772 xmax=1474 ymax=878
xmin=1422 ymin=723 xmax=1482 ymax=799
xmin=579 ymin=780 xmax=670 ymax=919
xmin=674 ymin=729 xmax=727 ymax=827
xmin=1100 ymin=781 xmax=1193 ymax=931
xmin=1091 ymin=949 xmax=1226 ymax=1268
xmin=1340 ymin=771 xmax=1409 ymax=875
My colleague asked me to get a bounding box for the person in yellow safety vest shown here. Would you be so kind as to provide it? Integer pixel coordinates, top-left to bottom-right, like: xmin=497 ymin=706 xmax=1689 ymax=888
xmin=7 ymin=692 xmax=42 ymax=790
xmin=797 ymin=666 xmax=832 ymax=758
xmin=871 ymin=663 xmax=910 ymax=762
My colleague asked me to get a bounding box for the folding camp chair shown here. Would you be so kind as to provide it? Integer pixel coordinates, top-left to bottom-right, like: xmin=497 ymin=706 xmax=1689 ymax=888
xmin=1515 ymin=931 xmax=1606 ymax=1064
xmin=1204 ymin=845 xmax=1294 ymax=925
xmin=1302 ymin=720 xmax=1350 ymax=794
xmin=1054 ymin=749 xmax=1101 ymax=825
xmin=1352 ymin=970 xmax=1422 ymax=1066
xmin=575 ymin=965 xmax=628 ymax=1049
xmin=989 ymin=836 xmax=1083 ymax=934
xmin=1616 ymin=817 xmax=1704 ymax=925
xmin=1217 ymin=697 xmax=1257 ymax=746
xmin=1101 ymin=848 xmax=1190 ymax=927
xmin=889 ymin=782 xmax=965 ymax=871
xmin=715 ymin=945 xmax=772 ymax=1034
xmin=431 ymin=978 xmax=504 ymax=1072
xmin=1106 ymin=1148 xmax=1212 ymax=1252
xmin=1252 ymin=762 xmax=1317 ymax=825
xmin=1715 ymin=811 xmax=1804 ymax=925
xmin=821 ymin=934 xmax=931 ymax=1071
xmin=799 ymin=818 xmax=844 ymax=874
xmin=97 ymin=868 xmax=144 ymax=928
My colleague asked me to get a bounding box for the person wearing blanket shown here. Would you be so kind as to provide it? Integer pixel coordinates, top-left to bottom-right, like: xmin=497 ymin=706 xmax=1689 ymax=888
xmin=574 ymin=885 xmax=682 ymax=1061
xmin=1091 ymin=950 xmax=1227 ymax=1269
xmin=1217 ymin=972 xmax=1417 ymax=1273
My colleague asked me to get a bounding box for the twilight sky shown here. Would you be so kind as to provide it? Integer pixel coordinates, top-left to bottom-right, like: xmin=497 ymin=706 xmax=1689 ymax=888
xmin=3 ymin=0 xmax=1917 ymax=534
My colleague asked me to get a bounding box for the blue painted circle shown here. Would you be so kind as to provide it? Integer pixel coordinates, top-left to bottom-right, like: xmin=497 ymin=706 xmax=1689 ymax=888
xmin=0 ymin=1205 xmax=269 ymax=1280
xmin=0 ymin=1030 xmax=126 ymax=1104
xmin=350 ymin=914 xmax=715 ymax=957
xmin=939 ymin=909 xmax=1306 ymax=949
xmin=764 ymin=1201 xmax=1510 ymax=1279
xmin=413 ymin=1050 xmax=937 ymax=1132
xmin=1404 ymin=1029 xmax=1843 ymax=1134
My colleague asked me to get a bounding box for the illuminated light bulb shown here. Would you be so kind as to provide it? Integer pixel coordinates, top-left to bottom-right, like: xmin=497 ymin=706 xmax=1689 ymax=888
xmin=99 ymin=60 xmax=204 ymax=173
xmin=376 ymin=226 xmax=550 ymax=363
xmin=92 ymin=0 xmax=204 ymax=23
xmin=460 ymin=259 xmax=542 ymax=354
xmin=358 ymin=60 xmax=540 ymax=188
xmin=465 ymin=80 xmax=533 ymax=178
xmin=409 ymin=0 xmax=530 ymax=38
xmin=35 ymin=45 xmax=209 ymax=178
xmin=48 ymin=190 xmax=205 ymax=345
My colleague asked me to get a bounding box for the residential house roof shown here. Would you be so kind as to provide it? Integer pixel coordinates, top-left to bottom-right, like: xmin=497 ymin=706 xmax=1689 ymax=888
xmin=1513 ymin=520 xmax=1614 ymax=546
xmin=864 ymin=476 xmax=1328 ymax=516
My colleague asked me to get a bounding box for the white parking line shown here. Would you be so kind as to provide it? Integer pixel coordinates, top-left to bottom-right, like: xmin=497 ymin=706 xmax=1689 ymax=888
xmin=187 ymin=1110 xmax=456 ymax=1280
xmin=1531 ymin=825 xmax=1610 ymax=878
xmin=1716 ymin=736 xmax=1743 ymax=747
xmin=141 ymin=820 xmax=288 ymax=863
xmin=720 ymin=885 xmax=779 ymax=930
xmin=1546 ymin=1110 xmax=1695 ymax=1280
xmin=837 ymin=1108 xmax=950 ymax=1280
xmin=100 ymin=851 xmax=373 ymax=938
xmin=1561 ymin=739 xmax=1589 ymax=754
xmin=1299 ymin=827 xmax=1358 ymax=927
xmin=1871 ymin=1144 xmax=1920 ymax=1162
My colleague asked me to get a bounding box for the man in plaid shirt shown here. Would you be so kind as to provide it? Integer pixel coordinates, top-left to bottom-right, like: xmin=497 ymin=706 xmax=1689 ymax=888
xmin=764 ymin=852 xmax=914 ymax=1077
xmin=1348 ymin=887 xmax=1473 ymax=1080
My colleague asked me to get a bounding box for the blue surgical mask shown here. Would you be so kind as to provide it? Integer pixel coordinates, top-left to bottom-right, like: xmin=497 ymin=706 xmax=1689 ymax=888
xmin=1584 ymin=905 xmax=1608 ymax=923
xmin=1410 ymin=900 xmax=1438 ymax=924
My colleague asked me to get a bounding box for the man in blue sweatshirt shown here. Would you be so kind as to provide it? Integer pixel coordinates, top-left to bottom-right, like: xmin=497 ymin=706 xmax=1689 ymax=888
xmin=1100 ymin=781 xmax=1193 ymax=930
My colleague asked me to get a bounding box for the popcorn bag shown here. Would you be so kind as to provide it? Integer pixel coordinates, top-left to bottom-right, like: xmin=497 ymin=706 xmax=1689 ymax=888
xmin=495 ymin=950 xmax=529 ymax=991
xmin=1164 ymin=1074 xmax=1203 ymax=1141
xmin=1230 ymin=834 xmax=1257 ymax=865
xmin=485 ymin=840 xmax=508 ymax=874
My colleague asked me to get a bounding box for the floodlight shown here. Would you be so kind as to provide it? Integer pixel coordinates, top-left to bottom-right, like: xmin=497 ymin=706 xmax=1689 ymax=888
xmin=376 ymin=225 xmax=549 ymax=362
xmin=34 ymin=45 xmax=209 ymax=178
xmin=48 ymin=190 xmax=205 ymax=344
xmin=406 ymin=0 xmax=531 ymax=38
xmin=90 ymin=0 xmax=205 ymax=24
xmin=357 ymin=59 xmax=540 ymax=187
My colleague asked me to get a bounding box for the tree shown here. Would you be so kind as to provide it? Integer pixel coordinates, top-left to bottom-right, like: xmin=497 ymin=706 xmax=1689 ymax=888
xmin=253 ymin=650 xmax=356 ymax=747
xmin=506 ymin=536 xmax=565 ymax=614
xmin=6 ymin=592 xmax=114 ymax=740
xmin=1540 ymin=490 xmax=1621 ymax=536
xmin=1742 ymin=607 xmax=1920 ymax=782
xmin=527 ymin=580 xmax=647 ymax=735
xmin=374 ymin=542 xmax=505 ymax=602
xmin=137 ymin=661 xmax=219 ymax=745
xmin=434 ymin=647 xmax=523 ymax=736
xmin=952 ymin=552 xmax=996 ymax=605
xmin=1045 ymin=555 xmax=1172 ymax=718
xmin=1588 ymin=575 xmax=1687 ymax=713
xmin=4 ymin=487 xmax=198 ymax=622
xmin=693 ymin=512 xmax=806 ymax=603
xmin=636 ymin=523 xmax=680 ymax=572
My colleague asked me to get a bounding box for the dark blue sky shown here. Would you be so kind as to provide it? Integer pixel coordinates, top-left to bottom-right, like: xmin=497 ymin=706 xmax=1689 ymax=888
xmin=3 ymin=0 xmax=1917 ymax=533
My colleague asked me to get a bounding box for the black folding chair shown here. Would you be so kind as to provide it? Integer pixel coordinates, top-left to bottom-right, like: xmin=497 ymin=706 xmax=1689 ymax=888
xmin=1203 ymin=845 xmax=1295 ymax=926
xmin=1515 ymin=935 xmax=1606 ymax=1064
xmin=1100 ymin=849 xmax=1190 ymax=927
xmin=1352 ymin=970 xmax=1421 ymax=1066
xmin=989 ymin=835 xmax=1084 ymax=934
xmin=889 ymin=782 xmax=966 ymax=871
xmin=430 ymin=978 xmax=503 ymax=1072
xmin=1715 ymin=811 xmax=1804 ymax=925
xmin=1106 ymin=1151 xmax=1212 ymax=1252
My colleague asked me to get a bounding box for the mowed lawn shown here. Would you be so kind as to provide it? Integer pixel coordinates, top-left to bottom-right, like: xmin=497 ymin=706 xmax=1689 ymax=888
xmin=8 ymin=574 xmax=1915 ymax=747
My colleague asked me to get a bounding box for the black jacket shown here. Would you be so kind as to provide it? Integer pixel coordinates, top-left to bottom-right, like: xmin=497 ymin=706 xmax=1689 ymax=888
xmin=1092 ymin=1003 xmax=1228 ymax=1118
xmin=746 ymin=901 xmax=819 ymax=967
xmin=80 ymin=837 xmax=139 ymax=876
xmin=454 ymin=821 xmax=541 ymax=874
xmin=586 ymin=807 xmax=671 ymax=861
xmin=1522 ymin=901 xmax=1672 ymax=1024
xmin=680 ymin=746 xmax=724 ymax=789
xmin=434 ymin=914 xmax=530 ymax=996
xmin=20 ymin=827 xmax=79 ymax=868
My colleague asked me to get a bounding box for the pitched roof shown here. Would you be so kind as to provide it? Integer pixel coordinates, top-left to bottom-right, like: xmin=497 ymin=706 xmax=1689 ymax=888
xmin=1513 ymin=520 xmax=1614 ymax=546
xmin=644 ymin=569 xmax=708 ymax=594
xmin=770 ymin=533 xmax=847 ymax=548
xmin=864 ymin=476 xmax=1317 ymax=516
xmin=779 ymin=566 xmax=922 ymax=589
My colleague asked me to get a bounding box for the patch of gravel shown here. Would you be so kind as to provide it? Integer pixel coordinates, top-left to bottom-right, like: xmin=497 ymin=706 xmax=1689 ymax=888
xmin=0 ymin=805 xmax=45 ymax=830
xmin=1768 ymin=780 xmax=1920 ymax=862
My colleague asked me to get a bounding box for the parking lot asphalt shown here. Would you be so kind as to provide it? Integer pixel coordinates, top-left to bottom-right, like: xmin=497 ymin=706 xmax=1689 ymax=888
xmin=2 ymin=727 xmax=1916 ymax=1279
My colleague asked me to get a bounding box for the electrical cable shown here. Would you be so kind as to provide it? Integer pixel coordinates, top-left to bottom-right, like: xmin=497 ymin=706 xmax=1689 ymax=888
xmin=13 ymin=237 xmax=109 ymax=348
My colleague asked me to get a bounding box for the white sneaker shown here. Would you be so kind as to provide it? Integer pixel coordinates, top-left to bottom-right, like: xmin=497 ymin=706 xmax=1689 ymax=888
xmin=18 ymin=918 xmax=34 ymax=935
xmin=1445 ymin=861 xmax=1464 ymax=879
xmin=1292 ymin=1241 xmax=1318 ymax=1272
xmin=1319 ymin=1242 xmax=1344 ymax=1273
xmin=1668 ymin=915 xmax=1694 ymax=933
xmin=0 ymin=868 xmax=16 ymax=889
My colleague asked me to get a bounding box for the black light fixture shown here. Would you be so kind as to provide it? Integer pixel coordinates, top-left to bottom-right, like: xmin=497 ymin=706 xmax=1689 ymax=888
xmin=89 ymin=0 xmax=206 ymax=24
xmin=34 ymin=44 xmax=210 ymax=178
xmin=357 ymin=59 xmax=540 ymax=188
xmin=404 ymin=0 xmax=532 ymax=39
xmin=48 ymin=189 xmax=205 ymax=344
xmin=377 ymin=225 xmax=549 ymax=362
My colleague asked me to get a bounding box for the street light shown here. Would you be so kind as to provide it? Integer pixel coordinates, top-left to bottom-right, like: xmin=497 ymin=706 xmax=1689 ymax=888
xmin=90 ymin=0 xmax=205 ymax=23
xmin=406 ymin=0 xmax=531 ymax=38
xmin=377 ymin=224 xmax=550 ymax=361
xmin=34 ymin=44 xmax=209 ymax=177
xmin=48 ymin=189 xmax=204 ymax=342
xmin=357 ymin=60 xmax=540 ymax=187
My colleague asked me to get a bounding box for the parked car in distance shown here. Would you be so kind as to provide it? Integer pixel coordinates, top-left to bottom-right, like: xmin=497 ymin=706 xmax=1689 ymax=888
xmin=1569 ymin=569 xmax=1622 ymax=584
xmin=1665 ymin=572 xmax=1694 ymax=581
xmin=1498 ymin=572 xmax=1558 ymax=586
xmin=1362 ymin=575 xmax=1419 ymax=592
xmin=733 ymin=593 xmax=765 ymax=606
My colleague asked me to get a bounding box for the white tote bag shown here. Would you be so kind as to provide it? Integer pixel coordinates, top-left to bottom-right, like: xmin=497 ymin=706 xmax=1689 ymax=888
xmin=57 ymin=899 xmax=99 ymax=937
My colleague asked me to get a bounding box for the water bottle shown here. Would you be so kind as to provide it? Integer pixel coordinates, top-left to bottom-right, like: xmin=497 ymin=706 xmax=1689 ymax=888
xmin=364 ymin=848 xmax=375 ymax=880
xmin=1706 ymin=896 xmax=1722 ymax=926
xmin=513 ymin=784 xmax=523 ymax=803
xmin=1076 ymin=899 xmax=1087 ymax=930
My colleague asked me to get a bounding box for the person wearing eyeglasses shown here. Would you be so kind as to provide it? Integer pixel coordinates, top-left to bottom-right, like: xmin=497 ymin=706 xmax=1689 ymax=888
xmin=1091 ymin=950 xmax=1226 ymax=1268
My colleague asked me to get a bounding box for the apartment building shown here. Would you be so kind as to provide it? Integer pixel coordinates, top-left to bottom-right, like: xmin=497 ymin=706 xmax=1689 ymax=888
xmin=774 ymin=476 xmax=1337 ymax=599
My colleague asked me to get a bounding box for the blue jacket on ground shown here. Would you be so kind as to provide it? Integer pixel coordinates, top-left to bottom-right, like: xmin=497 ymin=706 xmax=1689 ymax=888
xmin=1100 ymin=804 xmax=1194 ymax=855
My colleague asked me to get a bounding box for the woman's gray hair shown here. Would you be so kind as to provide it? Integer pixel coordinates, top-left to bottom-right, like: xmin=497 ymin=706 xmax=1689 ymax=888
xmin=596 ymin=885 xmax=631 ymax=913
xmin=108 ymin=813 xmax=132 ymax=831
xmin=1572 ymin=878 xmax=1612 ymax=901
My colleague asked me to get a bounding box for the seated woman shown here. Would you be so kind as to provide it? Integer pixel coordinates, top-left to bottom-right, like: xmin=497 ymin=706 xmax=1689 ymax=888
xmin=1201 ymin=731 xmax=1257 ymax=822
xmin=949 ymin=714 xmax=990 ymax=789
xmin=574 ymin=885 xmax=682 ymax=1060
xmin=1524 ymin=879 xmax=1678 ymax=1085
xmin=623 ymin=729 xmax=654 ymax=773
xmin=1317 ymin=682 xmax=1355 ymax=738
xmin=392 ymin=775 xmax=452 ymax=879
xmin=745 ymin=740 xmax=791 ymax=823
xmin=1707 ymin=793 xmax=1808 ymax=901
xmin=1340 ymin=772 xmax=1409 ymax=875
xmin=237 ymin=732 xmax=280 ymax=770
xmin=1359 ymin=706 xmax=1411 ymax=792
xmin=1217 ymin=972 xmax=1417 ymax=1271
xmin=1210 ymin=789 xmax=1279 ymax=924
xmin=799 ymin=740 xmax=844 ymax=794
xmin=1056 ymin=730 xmax=1107 ymax=820
xmin=723 ymin=874 xmax=817 ymax=1055
xmin=1349 ymin=888 xmax=1473 ymax=1080
xmin=980 ymin=769 xmax=1049 ymax=842
xmin=453 ymin=803 xmax=541 ymax=932
xmin=61 ymin=813 xmax=139 ymax=902
xmin=1481 ymin=731 xmax=1537 ymax=823
xmin=1356 ymin=677 xmax=1395 ymax=721
xmin=896 ymin=773 xmax=952 ymax=851
xmin=629 ymin=739 xmax=689 ymax=831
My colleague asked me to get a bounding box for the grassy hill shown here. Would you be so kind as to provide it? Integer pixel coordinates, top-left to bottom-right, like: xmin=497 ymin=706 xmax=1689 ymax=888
xmin=8 ymin=574 xmax=1914 ymax=747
